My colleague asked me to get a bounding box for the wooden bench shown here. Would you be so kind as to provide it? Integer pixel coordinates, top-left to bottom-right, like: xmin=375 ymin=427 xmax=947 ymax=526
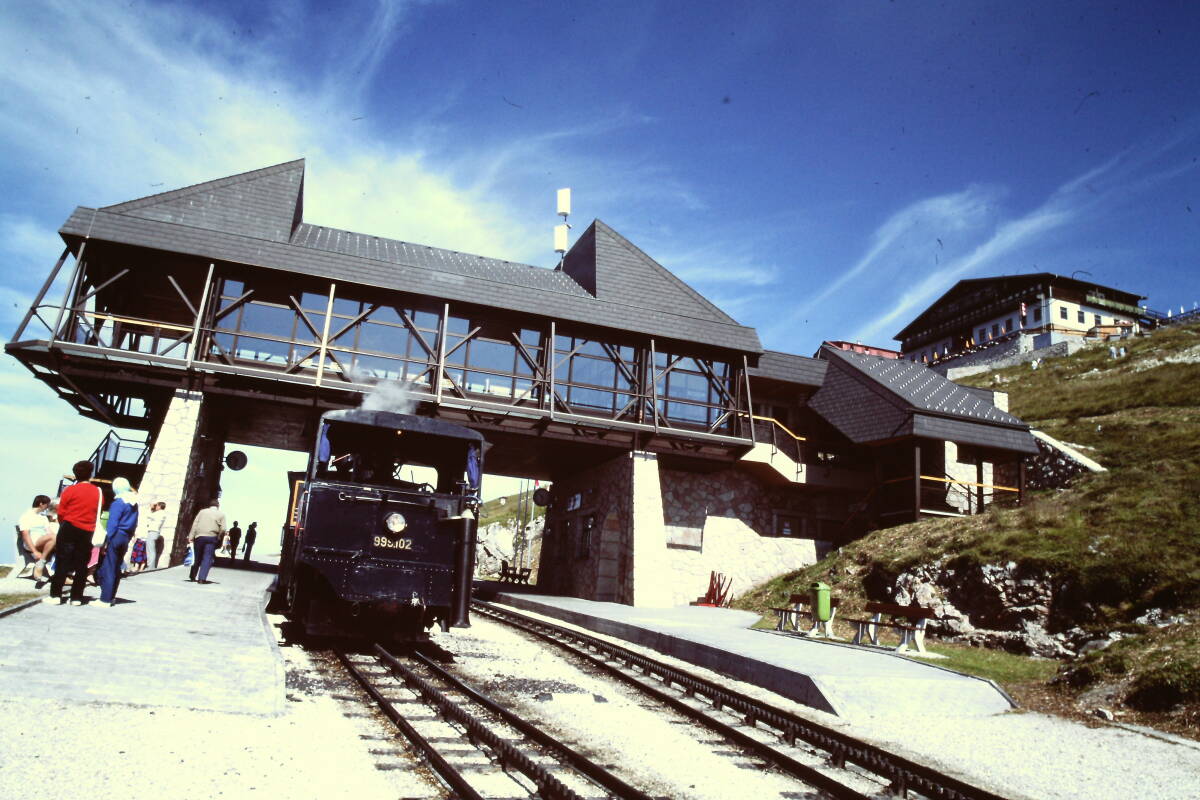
xmin=843 ymin=601 xmax=938 ymax=653
xmin=770 ymin=593 xmax=841 ymax=638
xmin=498 ymin=560 xmax=531 ymax=584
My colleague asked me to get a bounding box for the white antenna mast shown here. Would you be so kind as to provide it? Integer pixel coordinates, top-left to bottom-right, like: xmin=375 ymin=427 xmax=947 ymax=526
xmin=554 ymin=187 xmax=571 ymax=268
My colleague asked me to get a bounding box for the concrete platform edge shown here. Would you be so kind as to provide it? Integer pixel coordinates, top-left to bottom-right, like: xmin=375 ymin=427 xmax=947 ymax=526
xmin=494 ymin=593 xmax=841 ymax=716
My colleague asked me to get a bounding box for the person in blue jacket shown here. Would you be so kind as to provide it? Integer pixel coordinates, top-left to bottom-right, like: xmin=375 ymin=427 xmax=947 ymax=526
xmin=97 ymin=477 xmax=139 ymax=608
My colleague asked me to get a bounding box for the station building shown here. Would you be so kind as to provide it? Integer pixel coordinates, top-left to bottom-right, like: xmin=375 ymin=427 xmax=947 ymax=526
xmin=6 ymin=160 xmax=1039 ymax=607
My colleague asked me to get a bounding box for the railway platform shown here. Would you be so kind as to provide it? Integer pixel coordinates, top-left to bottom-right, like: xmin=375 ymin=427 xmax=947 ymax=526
xmin=0 ymin=558 xmax=421 ymax=800
xmin=478 ymin=585 xmax=1014 ymax=720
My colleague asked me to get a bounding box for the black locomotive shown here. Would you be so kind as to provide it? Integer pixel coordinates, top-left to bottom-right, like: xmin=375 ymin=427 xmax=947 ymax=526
xmin=272 ymin=408 xmax=484 ymax=639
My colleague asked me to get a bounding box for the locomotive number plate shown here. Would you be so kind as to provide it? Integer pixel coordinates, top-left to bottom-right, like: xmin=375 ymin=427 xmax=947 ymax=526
xmin=374 ymin=536 xmax=413 ymax=550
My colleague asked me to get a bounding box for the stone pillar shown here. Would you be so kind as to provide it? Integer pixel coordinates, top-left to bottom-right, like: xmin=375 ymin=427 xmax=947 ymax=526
xmin=136 ymin=390 xmax=223 ymax=567
xmin=628 ymin=451 xmax=672 ymax=607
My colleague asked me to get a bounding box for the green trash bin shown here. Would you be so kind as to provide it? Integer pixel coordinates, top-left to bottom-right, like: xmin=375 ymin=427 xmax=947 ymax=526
xmin=810 ymin=581 xmax=832 ymax=622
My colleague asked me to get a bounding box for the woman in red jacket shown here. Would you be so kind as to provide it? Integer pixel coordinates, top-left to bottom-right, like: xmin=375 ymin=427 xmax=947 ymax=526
xmin=45 ymin=460 xmax=102 ymax=606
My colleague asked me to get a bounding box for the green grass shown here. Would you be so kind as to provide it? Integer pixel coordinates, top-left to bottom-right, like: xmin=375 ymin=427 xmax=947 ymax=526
xmin=479 ymin=493 xmax=546 ymax=529
xmin=0 ymin=592 xmax=38 ymax=612
xmin=924 ymin=641 xmax=1061 ymax=686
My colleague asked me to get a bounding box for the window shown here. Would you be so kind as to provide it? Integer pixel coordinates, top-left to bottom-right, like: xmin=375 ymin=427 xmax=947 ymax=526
xmin=978 ymin=328 xmax=986 ymax=342
xmin=576 ymin=514 xmax=594 ymax=558
xmin=1078 ymin=310 xmax=1086 ymax=324
xmin=991 ymin=324 xmax=999 ymax=337
xmin=1033 ymin=307 xmax=1042 ymax=322
xmin=1005 ymin=318 xmax=1013 ymax=333
xmin=1060 ymin=306 xmax=1068 ymax=320
xmin=774 ymin=513 xmax=804 ymax=537
xmin=1094 ymin=314 xmax=1102 ymax=326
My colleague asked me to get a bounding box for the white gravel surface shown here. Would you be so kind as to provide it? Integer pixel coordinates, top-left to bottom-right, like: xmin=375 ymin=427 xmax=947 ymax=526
xmin=476 ymin=602 xmax=1200 ymax=800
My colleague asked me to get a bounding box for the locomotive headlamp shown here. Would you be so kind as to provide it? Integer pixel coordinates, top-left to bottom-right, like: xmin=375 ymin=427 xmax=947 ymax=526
xmin=384 ymin=512 xmax=408 ymax=533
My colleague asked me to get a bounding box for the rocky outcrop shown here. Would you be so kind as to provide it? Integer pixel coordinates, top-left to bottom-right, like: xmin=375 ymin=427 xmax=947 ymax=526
xmin=476 ymin=516 xmax=544 ymax=579
xmin=883 ymin=559 xmax=1087 ymax=658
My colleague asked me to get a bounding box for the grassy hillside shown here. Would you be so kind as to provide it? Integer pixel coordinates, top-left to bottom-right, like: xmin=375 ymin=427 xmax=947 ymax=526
xmin=735 ymin=321 xmax=1200 ymax=736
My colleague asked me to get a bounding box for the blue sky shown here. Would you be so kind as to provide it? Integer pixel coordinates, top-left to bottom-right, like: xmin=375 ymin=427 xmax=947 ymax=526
xmin=2 ymin=1 xmax=1198 ymax=558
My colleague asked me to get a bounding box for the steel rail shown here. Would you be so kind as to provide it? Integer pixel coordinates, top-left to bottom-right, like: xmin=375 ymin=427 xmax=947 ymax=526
xmin=472 ymin=603 xmax=868 ymax=800
xmin=371 ymin=645 xmax=590 ymax=800
xmin=406 ymin=649 xmax=655 ymax=800
xmin=474 ymin=601 xmax=1012 ymax=800
xmin=335 ymin=649 xmax=486 ymax=800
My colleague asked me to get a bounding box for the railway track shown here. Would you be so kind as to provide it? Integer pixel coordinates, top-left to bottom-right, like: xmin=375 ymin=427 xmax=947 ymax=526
xmin=337 ymin=643 xmax=656 ymax=800
xmin=472 ymin=600 xmax=1012 ymax=800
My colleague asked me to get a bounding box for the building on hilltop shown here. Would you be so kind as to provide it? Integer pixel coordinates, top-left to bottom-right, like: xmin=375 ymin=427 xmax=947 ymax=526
xmin=894 ymin=274 xmax=1146 ymax=366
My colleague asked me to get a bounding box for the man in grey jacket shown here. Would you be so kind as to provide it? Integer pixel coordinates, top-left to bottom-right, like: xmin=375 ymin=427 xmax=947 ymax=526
xmin=187 ymin=498 xmax=226 ymax=584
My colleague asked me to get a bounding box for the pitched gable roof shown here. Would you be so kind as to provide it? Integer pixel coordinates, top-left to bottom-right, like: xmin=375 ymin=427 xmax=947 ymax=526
xmin=59 ymin=162 xmax=762 ymax=354
xmin=101 ymin=160 xmax=304 ymax=244
xmin=808 ymin=345 xmax=1037 ymax=453
xmin=562 ymin=220 xmax=740 ymax=325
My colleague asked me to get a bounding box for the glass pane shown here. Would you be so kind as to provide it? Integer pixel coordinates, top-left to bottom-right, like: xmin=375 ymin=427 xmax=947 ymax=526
xmin=301 ymin=292 xmax=328 ymax=312
xmin=577 ymin=339 xmax=607 ymax=357
xmin=370 ymin=306 xmax=404 ymax=326
xmin=514 ymin=378 xmax=534 ymax=399
xmin=405 ymin=361 xmax=433 ymax=387
xmin=446 ymin=314 xmax=470 ymax=334
xmin=357 ymin=322 xmax=409 ymax=355
xmin=569 ymin=386 xmax=614 ymax=411
xmin=666 ymin=400 xmax=709 ymax=424
xmin=515 ymin=349 xmax=540 ymax=376
xmin=571 ymin=356 xmax=616 ymax=387
xmin=212 ymin=332 xmax=235 ymax=356
xmin=668 ymin=371 xmax=711 ymax=402
xmin=413 ymin=309 xmax=440 ymax=330
xmin=466 ymin=371 xmax=513 ymax=397
xmin=676 ymin=357 xmax=699 ymax=372
xmin=618 ymin=344 xmax=635 ymax=361
xmin=353 ymin=354 xmax=404 ymax=381
xmin=445 ymin=335 xmax=467 ymax=365
xmin=555 ymin=334 xmax=572 ymax=352
xmin=468 ymin=339 xmax=516 ymax=372
xmin=221 ymin=279 xmax=244 ymax=296
xmin=333 ymin=297 xmax=360 ymax=316
xmin=520 ymin=328 xmax=542 ymax=346
xmin=235 ymin=334 xmax=291 ymax=365
xmin=240 ymin=303 xmax=297 ymax=338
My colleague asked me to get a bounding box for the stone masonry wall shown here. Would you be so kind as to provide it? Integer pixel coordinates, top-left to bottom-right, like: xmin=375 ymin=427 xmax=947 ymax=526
xmin=542 ymin=456 xmax=830 ymax=607
xmin=136 ymin=390 xmax=225 ymax=566
xmin=540 ymin=454 xmax=633 ymax=603
xmin=658 ymin=468 xmax=824 ymax=607
xmin=136 ymin=390 xmax=204 ymax=567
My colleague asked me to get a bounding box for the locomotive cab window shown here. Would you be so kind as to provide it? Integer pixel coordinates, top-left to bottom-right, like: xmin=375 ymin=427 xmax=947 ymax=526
xmin=314 ymin=419 xmax=475 ymax=494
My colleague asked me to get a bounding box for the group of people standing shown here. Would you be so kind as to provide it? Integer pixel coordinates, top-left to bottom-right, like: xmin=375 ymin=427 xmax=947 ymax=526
xmin=18 ymin=459 xmax=261 ymax=604
xmin=33 ymin=460 xmax=144 ymax=607
xmin=17 ymin=460 xmax=170 ymax=604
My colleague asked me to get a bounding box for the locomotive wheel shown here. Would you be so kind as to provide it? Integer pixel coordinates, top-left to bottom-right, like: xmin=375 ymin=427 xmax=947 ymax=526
xmin=286 ymin=570 xmax=311 ymax=621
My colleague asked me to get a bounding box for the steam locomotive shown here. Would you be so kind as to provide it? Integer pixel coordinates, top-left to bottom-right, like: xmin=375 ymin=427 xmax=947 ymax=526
xmin=272 ymin=408 xmax=484 ymax=639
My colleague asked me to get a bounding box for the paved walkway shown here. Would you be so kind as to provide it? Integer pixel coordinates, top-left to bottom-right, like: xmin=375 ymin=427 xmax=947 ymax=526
xmin=483 ymin=586 xmax=1013 ymax=719
xmin=0 ymin=560 xmax=284 ymax=714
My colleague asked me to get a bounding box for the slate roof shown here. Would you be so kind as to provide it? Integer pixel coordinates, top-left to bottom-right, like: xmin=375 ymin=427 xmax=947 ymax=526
xmin=60 ymin=160 xmax=761 ymax=354
xmin=807 ymin=345 xmax=1038 ymax=453
xmin=746 ymin=350 xmax=827 ymax=387
xmin=563 ymin=221 xmax=739 ymax=325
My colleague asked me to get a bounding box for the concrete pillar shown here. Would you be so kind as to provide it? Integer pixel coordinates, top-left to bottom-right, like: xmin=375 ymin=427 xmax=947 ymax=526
xmin=628 ymin=451 xmax=672 ymax=607
xmin=136 ymin=390 xmax=223 ymax=566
